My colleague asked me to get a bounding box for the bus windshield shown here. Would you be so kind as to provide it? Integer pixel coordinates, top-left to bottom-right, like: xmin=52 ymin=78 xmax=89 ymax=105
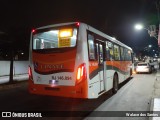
xmin=33 ymin=28 xmax=77 ymax=50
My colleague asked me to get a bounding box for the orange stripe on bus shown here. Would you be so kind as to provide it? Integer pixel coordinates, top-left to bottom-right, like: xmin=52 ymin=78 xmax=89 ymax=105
xmin=89 ymin=61 xmax=132 ymax=74
xmin=89 ymin=61 xmax=99 ymax=74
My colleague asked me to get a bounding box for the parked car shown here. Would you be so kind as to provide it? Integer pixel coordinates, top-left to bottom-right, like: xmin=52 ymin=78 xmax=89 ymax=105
xmin=136 ymin=62 xmax=152 ymax=74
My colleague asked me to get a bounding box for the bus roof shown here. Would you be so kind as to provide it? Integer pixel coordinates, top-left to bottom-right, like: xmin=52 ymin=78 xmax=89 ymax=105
xmin=34 ymin=22 xmax=132 ymax=51
xmin=86 ymin=24 xmax=132 ymax=51
xmin=36 ymin=22 xmax=77 ymax=30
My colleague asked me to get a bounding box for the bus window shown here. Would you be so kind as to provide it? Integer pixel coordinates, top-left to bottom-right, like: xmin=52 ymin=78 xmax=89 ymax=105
xmin=114 ymin=45 xmax=120 ymax=60
xmin=95 ymin=42 xmax=104 ymax=64
xmin=96 ymin=43 xmax=99 ymax=62
xmin=105 ymin=42 xmax=110 ymax=61
xmin=127 ymin=50 xmax=132 ymax=61
xmin=120 ymin=47 xmax=125 ymax=61
xmin=34 ymin=39 xmax=41 ymax=49
xmin=124 ymin=48 xmax=131 ymax=61
xmin=108 ymin=42 xmax=114 ymax=60
xmin=88 ymin=34 xmax=96 ymax=60
xmin=124 ymin=49 xmax=127 ymax=61
xmin=99 ymin=44 xmax=103 ymax=64
xmin=33 ymin=28 xmax=77 ymax=50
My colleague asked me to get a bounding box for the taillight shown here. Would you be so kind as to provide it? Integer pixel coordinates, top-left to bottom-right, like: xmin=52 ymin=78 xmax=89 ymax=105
xmin=76 ymin=63 xmax=86 ymax=84
xmin=28 ymin=66 xmax=33 ymax=80
xmin=32 ymin=29 xmax=36 ymax=33
xmin=76 ymin=22 xmax=80 ymax=26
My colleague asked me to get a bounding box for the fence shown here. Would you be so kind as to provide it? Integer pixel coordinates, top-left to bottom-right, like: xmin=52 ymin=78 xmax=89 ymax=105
xmin=0 ymin=61 xmax=29 ymax=76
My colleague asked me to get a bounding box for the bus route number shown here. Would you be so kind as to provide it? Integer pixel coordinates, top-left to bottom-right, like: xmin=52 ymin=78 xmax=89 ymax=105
xmin=52 ymin=76 xmax=72 ymax=80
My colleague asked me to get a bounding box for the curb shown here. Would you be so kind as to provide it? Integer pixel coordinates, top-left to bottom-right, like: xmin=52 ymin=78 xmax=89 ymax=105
xmin=0 ymin=74 xmax=28 ymax=84
xmin=150 ymin=98 xmax=160 ymax=120
xmin=150 ymin=71 xmax=160 ymax=120
xmin=149 ymin=98 xmax=154 ymax=120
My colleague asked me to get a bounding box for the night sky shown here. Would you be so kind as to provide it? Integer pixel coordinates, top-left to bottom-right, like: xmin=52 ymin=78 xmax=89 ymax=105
xmin=0 ymin=0 xmax=159 ymax=55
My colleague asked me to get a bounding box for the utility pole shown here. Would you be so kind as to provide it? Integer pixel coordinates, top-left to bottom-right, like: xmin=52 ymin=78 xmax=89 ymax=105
xmin=156 ymin=0 xmax=160 ymax=23
xmin=156 ymin=0 xmax=160 ymax=69
xmin=156 ymin=0 xmax=160 ymax=46
xmin=0 ymin=32 xmax=14 ymax=83
xmin=9 ymin=49 xmax=14 ymax=83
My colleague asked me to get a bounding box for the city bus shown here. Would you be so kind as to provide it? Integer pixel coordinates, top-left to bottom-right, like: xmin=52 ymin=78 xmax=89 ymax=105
xmin=28 ymin=22 xmax=133 ymax=99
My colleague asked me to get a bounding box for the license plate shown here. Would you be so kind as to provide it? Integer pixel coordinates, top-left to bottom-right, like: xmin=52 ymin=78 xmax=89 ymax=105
xmin=49 ymin=80 xmax=58 ymax=85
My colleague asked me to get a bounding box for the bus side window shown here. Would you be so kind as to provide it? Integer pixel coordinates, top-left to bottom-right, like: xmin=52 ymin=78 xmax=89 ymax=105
xmin=105 ymin=42 xmax=110 ymax=61
xmin=113 ymin=45 xmax=120 ymax=61
xmin=124 ymin=48 xmax=131 ymax=61
xmin=87 ymin=34 xmax=96 ymax=60
xmin=96 ymin=43 xmax=99 ymax=62
xmin=127 ymin=50 xmax=132 ymax=61
xmin=124 ymin=48 xmax=127 ymax=61
xmin=120 ymin=47 xmax=125 ymax=61
xmin=108 ymin=42 xmax=114 ymax=60
xmin=34 ymin=39 xmax=41 ymax=49
xmin=99 ymin=44 xmax=103 ymax=64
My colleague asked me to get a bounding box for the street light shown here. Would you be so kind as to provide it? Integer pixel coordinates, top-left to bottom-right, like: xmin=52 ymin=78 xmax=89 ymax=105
xmin=134 ymin=24 xmax=149 ymax=31
xmin=134 ymin=23 xmax=158 ymax=40
xmin=135 ymin=24 xmax=156 ymax=38
xmin=134 ymin=24 xmax=144 ymax=30
xmin=149 ymin=45 xmax=152 ymax=48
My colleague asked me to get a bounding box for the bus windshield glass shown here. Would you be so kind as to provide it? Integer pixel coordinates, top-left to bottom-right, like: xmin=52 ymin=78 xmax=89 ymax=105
xmin=33 ymin=28 xmax=77 ymax=50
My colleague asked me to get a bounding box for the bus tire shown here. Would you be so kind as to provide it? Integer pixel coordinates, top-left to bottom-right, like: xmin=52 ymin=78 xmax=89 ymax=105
xmin=112 ymin=73 xmax=119 ymax=94
xmin=130 ymin=69 xmax=132 ymax=76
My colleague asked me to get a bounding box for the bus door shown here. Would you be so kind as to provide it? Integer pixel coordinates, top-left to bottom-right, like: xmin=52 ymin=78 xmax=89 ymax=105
xmin=96 ymin=41 xmax=105 ymax=93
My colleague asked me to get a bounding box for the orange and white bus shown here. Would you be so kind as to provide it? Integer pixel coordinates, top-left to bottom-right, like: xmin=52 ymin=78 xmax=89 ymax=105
xmin=29 ymin=22 xmax=133 ymax=99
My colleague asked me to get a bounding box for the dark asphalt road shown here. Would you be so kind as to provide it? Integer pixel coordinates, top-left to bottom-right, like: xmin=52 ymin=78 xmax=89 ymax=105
xmin=0 ymin=80 xmax=118 ymax=120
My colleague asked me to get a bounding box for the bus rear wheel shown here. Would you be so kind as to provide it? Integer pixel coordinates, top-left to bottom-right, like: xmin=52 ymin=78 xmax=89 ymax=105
xmin=130 ymin=69 xmax=132 ymax=76
xmin=112 ymin=73 xmax=119 ymax=94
